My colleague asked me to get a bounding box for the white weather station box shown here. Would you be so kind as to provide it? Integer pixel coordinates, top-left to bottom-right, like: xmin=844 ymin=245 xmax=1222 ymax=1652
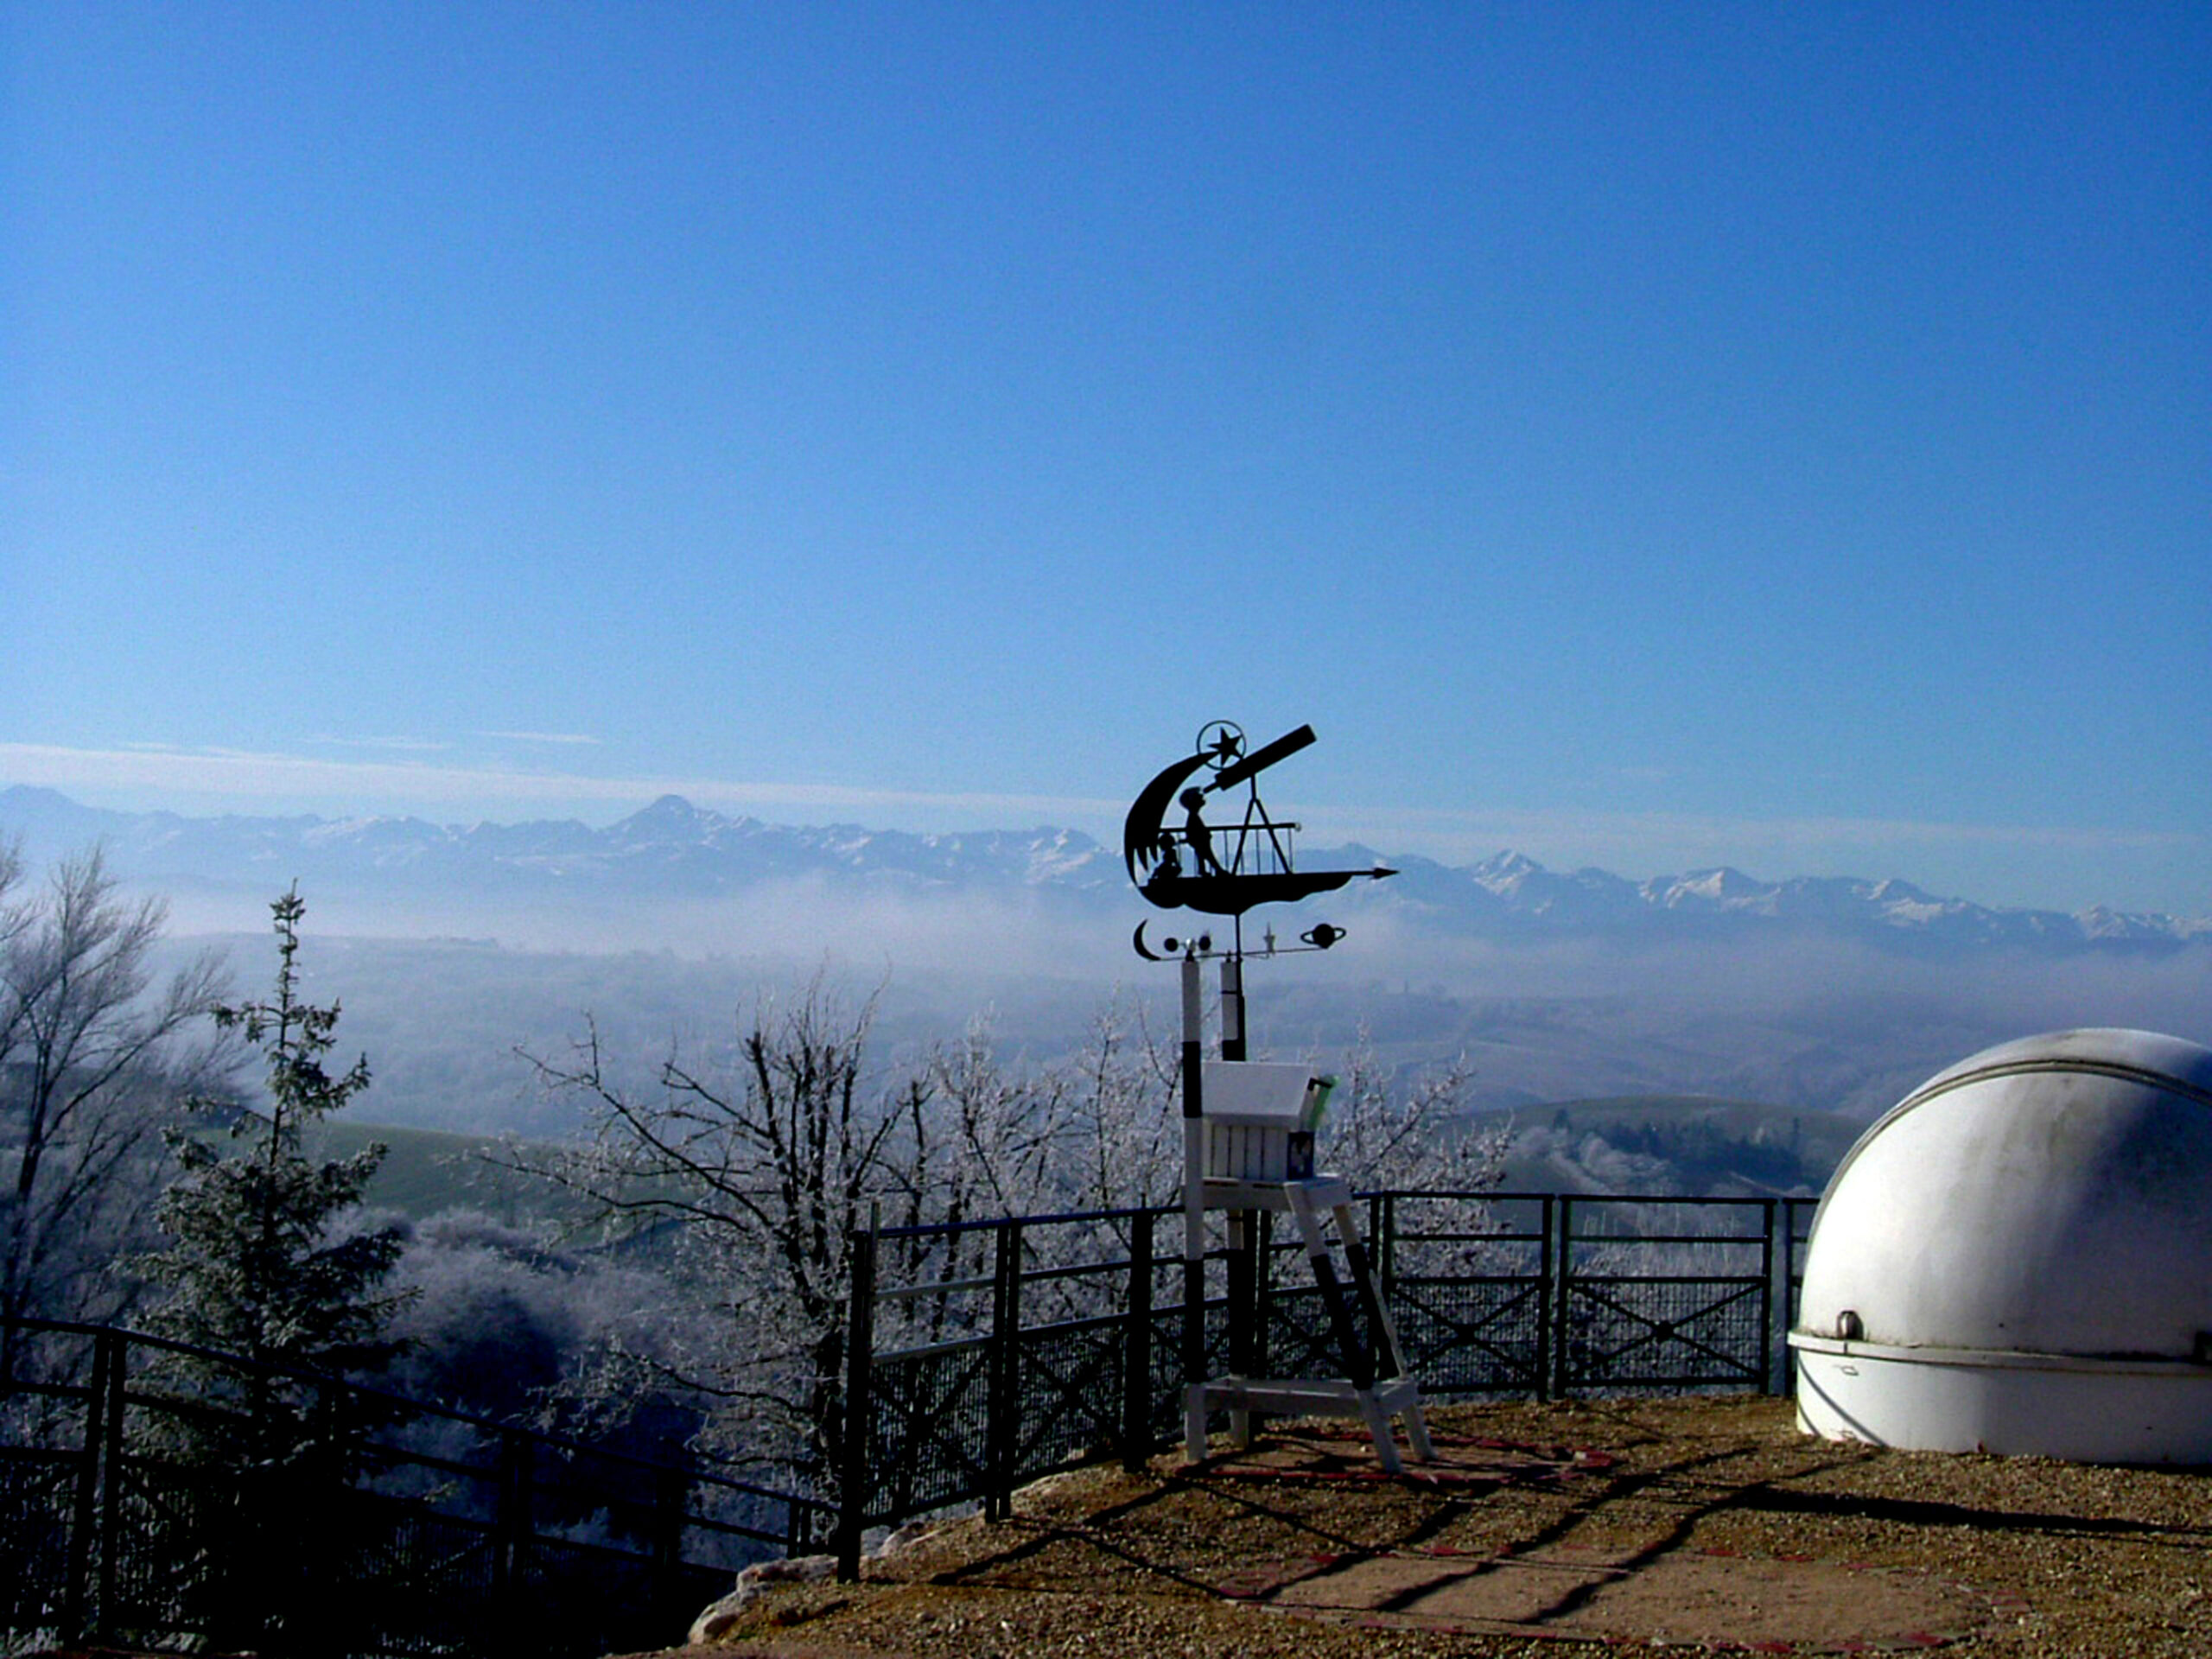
xmin=1199 ymin=1062 xmax=1333 ymax=1183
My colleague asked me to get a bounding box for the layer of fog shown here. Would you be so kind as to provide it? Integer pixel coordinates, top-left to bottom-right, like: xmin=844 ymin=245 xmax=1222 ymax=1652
xmin=162 ymin=880 xmax=2209 ymax=1140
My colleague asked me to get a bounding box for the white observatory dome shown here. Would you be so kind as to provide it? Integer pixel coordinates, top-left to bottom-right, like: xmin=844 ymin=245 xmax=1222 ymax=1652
xmin=1792 ymin=1028 xmax=2212 ymax=1462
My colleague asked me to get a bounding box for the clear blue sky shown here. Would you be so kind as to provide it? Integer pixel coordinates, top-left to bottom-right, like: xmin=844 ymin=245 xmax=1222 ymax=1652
xmin=4 ymin=3 xmax=2206 ymax=914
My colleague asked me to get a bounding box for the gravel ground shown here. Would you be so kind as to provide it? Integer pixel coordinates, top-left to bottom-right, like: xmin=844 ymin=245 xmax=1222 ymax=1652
xmin=658 ymin=1395 xmax=2212 ymax=1657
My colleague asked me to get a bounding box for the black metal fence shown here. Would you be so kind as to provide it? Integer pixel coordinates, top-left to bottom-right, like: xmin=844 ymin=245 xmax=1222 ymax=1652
xmin=0 ymin=1317 xmax=831 ymax=1658
xmin=835 ymin=1190 xmax=1821 ymax=1565
xmin=6 ymin=1190 xmax=1827 ymax=1648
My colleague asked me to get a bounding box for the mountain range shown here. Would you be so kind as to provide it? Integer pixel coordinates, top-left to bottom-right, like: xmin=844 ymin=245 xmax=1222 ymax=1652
xmin=3 ymin=784 xmax=2204 ymax=958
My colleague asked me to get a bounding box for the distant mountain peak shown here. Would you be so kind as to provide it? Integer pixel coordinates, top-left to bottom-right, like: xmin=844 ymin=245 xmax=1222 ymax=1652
xmin=1660 ymin=867 xmax=1770 ymax=905
xmin=1867 ymin=877 xmax=1937 ymax=905
xmin=1471 ymin=850 xmax=1544 ymax=881
xmin=631 ymin=792 xmax=709 ymax=820
xmin=0 ymin=784 xmax=80 ymax=812
xmin=613 ymin=794 xmax=723 ymax=839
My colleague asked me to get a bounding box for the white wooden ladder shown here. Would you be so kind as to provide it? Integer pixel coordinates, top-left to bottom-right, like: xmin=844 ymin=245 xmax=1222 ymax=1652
xmin=1185 ymin=1174 xmax=1433 ymax=1473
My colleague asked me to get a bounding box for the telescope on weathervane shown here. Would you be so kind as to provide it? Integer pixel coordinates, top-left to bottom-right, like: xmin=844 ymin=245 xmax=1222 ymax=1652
xmin=1123 ymin=720 xmax=1395 ymax=963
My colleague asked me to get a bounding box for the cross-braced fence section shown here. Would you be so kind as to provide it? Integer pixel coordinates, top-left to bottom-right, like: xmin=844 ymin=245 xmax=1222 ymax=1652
xmin=0 ymin=1318 xmax=830 ymax=1659
xmin=1144 ymin=1217 xmax=1233 ymax=1450
xmin=836 ymin=1205 xmax=1183 ymax=1573
xmin=1554 ymin=1196 xmax=1777 ymax=1395
xmin=1372 ymin=1191 xmax=1554 ymax=1397
xmin=1248 ymin=1193 xmax=1547 ymax=1397
xmin=836 ymin=1189 xmax=1808 ymax=1565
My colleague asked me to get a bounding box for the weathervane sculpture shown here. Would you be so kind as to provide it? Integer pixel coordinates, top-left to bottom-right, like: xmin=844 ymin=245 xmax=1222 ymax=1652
xmin=1124 ymin=722 xmax=1429 ymax=1473
xmin=1124 ymin=721 xmax=1395 ymax=954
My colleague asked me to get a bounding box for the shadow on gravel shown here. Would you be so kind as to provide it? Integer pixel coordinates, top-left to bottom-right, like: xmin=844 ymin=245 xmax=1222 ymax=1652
xmin=1735 ymin=1484 xmax=2212 ymax=1542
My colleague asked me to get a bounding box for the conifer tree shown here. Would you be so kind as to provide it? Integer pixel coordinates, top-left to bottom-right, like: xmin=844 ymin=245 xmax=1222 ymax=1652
xmin=143 ymin=887 xmax=411 ymax=1407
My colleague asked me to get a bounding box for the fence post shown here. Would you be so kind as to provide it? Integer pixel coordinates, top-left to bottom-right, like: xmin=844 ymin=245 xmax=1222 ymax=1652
xmin=1552 ymin=1196 xmax=1574 ymax=1399
xmin=834 ymin=1221 xmax=877 ymax=1581
xmin=1758 ymin=1198 xmax=1778 ymax=1395
xmin=1253 ymin=1208 xmax=1273 ymax=1383
xmin=650 ymin=1457 xmax=686 ymax=1613
xmin=1532 ymin=1197 xmax=1554 ymax=1402
xmin=1782 ymin=1197 xmax=1813 ymax=1394
xmin=94 ymin=1325 xmax=126 ymax=1637
xmin=493 ymin=1430 xmax=530 ymax=1616
xmin=61 ymin=1327 xmax=118 ymax=1642
xmin=786 ymin=1489 xmax=814 ymax=1558
xmin=1373 ymin=1193 xmax=1396 ymax=1298
xmin=985 ymin=1221 xmax=1023 ymax=1522
xmin=1122 ymin=1212 xmax=1154 ymax=1473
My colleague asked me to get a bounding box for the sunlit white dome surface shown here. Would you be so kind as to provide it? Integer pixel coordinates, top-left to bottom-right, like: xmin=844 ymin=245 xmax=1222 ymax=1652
xmin=1791 ymin=1028 xmax=2212 ymax=1462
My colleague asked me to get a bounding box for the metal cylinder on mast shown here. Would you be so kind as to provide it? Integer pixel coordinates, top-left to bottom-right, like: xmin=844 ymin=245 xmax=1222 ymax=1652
xmin=1219 ymin=953 xmax=1245 ymax=1063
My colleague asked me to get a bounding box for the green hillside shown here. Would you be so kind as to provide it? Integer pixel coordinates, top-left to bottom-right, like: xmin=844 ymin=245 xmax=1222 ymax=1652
xmin=305 ymin=1121 xmax=591 ymax=1225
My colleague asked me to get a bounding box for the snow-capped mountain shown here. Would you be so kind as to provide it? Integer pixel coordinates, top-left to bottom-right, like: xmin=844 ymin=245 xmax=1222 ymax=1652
xmin=0 ymin=787 xmax=1125 ymax=906
xmin=1357 ymin=847 xmax=2207 ymax=954
xmin=2 ymin=785 xmax=2203 ymax=957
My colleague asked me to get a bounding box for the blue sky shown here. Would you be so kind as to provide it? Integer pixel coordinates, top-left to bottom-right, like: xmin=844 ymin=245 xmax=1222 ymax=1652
xmin=4 ymin=3 xmax=2207 ymax=915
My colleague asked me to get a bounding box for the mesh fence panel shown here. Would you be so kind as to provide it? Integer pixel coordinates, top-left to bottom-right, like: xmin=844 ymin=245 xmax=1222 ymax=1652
xmin=1560 ymin=1274 xmax=1769 ymax=1388
xmin=1146 ymin=1302 xmax=1229 ymax=1443
xmin=1008 ymin=1317 xmax=1128 ymax=1480
xmin=1390 ymin=1277 xmax=1549 ymax=1395
xmin=0 ymin=1450 xmax=77 ymax=1634
xmin=861 ymin=1340 xmax=994 ymax=1522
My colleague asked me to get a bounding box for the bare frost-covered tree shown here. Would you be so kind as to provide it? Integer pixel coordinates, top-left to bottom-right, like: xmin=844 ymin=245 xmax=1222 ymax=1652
xmin=0 ymin=846 xmax=233 ymax=1376
xmin=1295 ymin=1028 xmax=1513 ymax=1286
xmin=894 ymin=993 xmax=1185 ymax=1336
xmin=1050 ymin=991 xmax=1184 ymax=1214
xmin=509 ymin=979 xmax=947 ymax=1487
xmin=380 ymin=1211 xmax=666 ymax=1420
xmin=928 ymin=991 xmax=1183 ymax=1221
xmin=508 ymin=974 xmax=1502 ymax=1491
xmin=1317 ymin=1027 xmax=1509 ymax=1197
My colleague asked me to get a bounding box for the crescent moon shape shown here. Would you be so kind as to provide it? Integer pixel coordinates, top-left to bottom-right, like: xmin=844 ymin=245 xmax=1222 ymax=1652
xmin=1122 ymin=749 xmax=1211 ymax=887
xmin=1132 ymin=920 xmax=1165 ymax=962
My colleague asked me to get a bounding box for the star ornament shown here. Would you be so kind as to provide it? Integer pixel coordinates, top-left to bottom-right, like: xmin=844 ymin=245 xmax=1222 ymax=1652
xmin=1198 ymin=721 xmax=1246 ymax=770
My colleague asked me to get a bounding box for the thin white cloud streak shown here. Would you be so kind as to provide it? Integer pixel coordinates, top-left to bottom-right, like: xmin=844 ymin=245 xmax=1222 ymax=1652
xmin=0 ymin=741 xmax=1123 ymax=827
xmin=307 ymin=734 xmax=454 ymax=753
